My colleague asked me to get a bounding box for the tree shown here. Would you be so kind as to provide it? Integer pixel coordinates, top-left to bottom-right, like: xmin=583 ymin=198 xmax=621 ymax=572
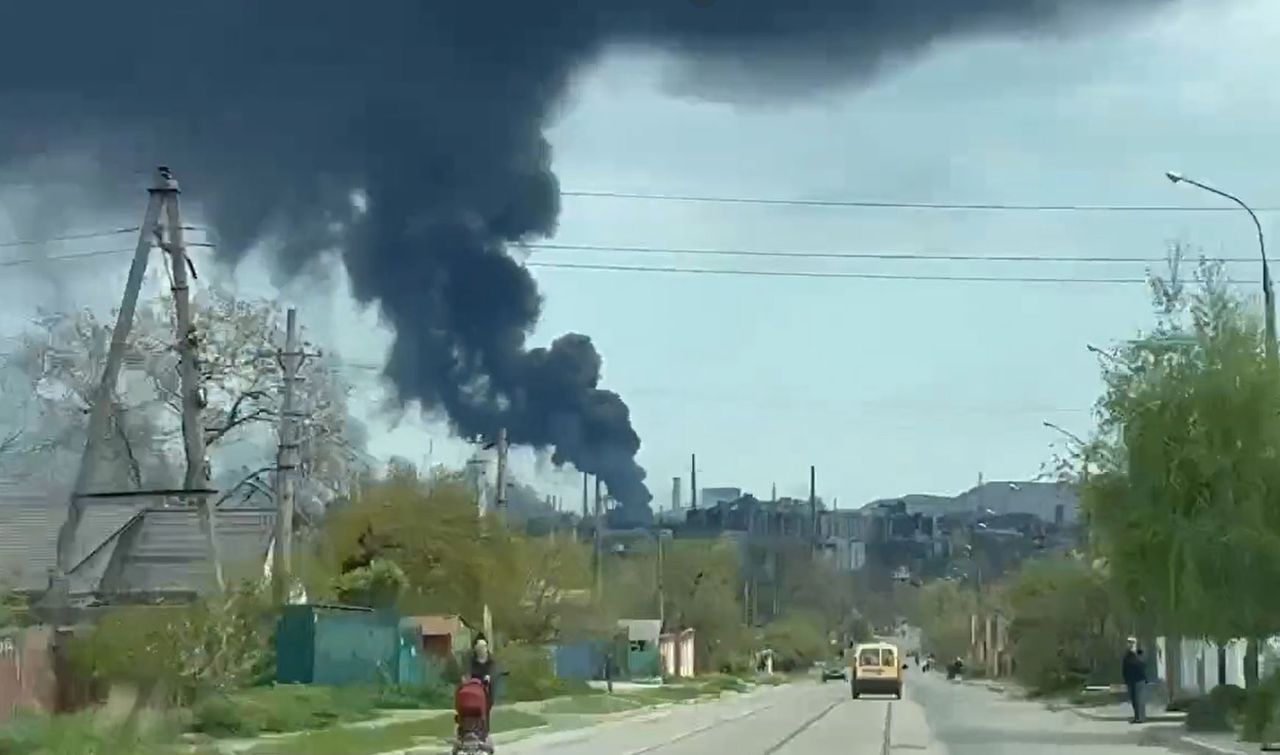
xmin=1060 ymin=249 xmax=1280 ymax=689
xmin=1005 ymin=556 xmax=1130 ymax=693
xmin=320 ymin=472 xmax=488 ymax=620
xmin=914 ymin=579 xmax=976 ymax=663
xmin=317 ymin=470 xmax=592 ymax=642
xmin=0 ymin=287 xmax=367 ymax=514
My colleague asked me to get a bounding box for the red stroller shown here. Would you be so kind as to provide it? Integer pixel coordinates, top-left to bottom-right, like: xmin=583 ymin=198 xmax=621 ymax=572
xmin=454 ymin=678 xmax=493 ymax=754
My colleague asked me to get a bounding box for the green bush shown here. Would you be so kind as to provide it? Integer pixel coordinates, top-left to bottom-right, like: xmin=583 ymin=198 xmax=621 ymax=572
xmin=1242 ymin=677 xmax=1280 ymax=742
xmin=699 ymin=674 xmax=749 ymax=694
xmin=762 ymin=613 xmax=828 ymax=672
xmin=1186 ymin=693 xmax=1236 ymax=733
xmin=496 ymin=643 xmax=590 ymax=702
xmin=0 ymin=708 xmax=184 ymax=755
xmin=67 ymin=582 xmax=275 ymax=706
xmin=190 ymin=685 xmax=378 ymax=738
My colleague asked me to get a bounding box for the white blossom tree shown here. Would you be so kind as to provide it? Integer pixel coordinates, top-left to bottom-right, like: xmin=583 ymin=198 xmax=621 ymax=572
xmin=0 ymin=287 xmax=369 ymax=513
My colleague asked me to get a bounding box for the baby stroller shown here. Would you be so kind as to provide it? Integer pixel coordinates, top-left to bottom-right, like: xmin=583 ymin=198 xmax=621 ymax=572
xmin=453 ymin=678 xmax=494 ymax=754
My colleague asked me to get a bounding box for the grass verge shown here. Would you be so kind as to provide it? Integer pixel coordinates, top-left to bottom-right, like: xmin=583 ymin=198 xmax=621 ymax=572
xmin=242 ymin=709 xmax=546 ymax=755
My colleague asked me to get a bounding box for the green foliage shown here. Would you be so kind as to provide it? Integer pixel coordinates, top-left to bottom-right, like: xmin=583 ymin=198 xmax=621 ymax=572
xmin=1006 ymin=557 xmax=1130 ymax=693
xmin=914 ymin=580 xmax=976 ymax=663
xmin=67 ymin=582 xmax=275 ymax=705
xmin=370 ymin=682 xmax=452 ymax=710
xmin=1177 ymin=691 xmax=1239 ymax=737
xmin=190 ymin=685 xmax=379 ymax=738
xmin=0 ymin=702 xmax=187 ymax=755
xmin=316 ymin=475 xmax=592 ymax=643
xmin=241 ymin=709 xmax=547 ymax=755
xmin=497 ymin=643 xmax=590 ymax=702
xmin=1243 ymin=672 xmax=1280 ymax=742
xmin=699 ymin=673 xmax=750 ymax=694
xmin=762 ymin=612 xmax=829 ymax=672
xmin=332 ymin=559 xmax=407 ymax=609
xmin=1057 ymin=251 xmax=1280 ymax=651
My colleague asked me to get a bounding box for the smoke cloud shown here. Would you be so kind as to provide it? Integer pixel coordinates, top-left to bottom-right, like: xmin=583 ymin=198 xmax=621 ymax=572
xmin=0 ymin=1 xmax=1168 ymax=521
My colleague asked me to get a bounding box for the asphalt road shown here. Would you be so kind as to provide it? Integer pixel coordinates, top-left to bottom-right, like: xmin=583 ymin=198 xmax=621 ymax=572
xmin=500 ymin=667 xmax=1187 ymax=755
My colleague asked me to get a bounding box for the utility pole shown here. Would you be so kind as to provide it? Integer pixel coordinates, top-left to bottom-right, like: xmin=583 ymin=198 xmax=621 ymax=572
xmin=494 ymin=427 xmax=508 ymax=520
xmin=581 ymin=472 xmax=589 ymax=519
xmin=161 ymin=168 xmax=225 ymax=592
xmin=809 ymin=465 xmax=818 ymax=547
xmin=656 ymin=530 xmax=666 ymax=630
xmin=273 ymin=308 xmax=318 ymax=604
xmin=593 ymin=476 xmax=604 ymax=599
xmin=51 ymin=168 xmax=169 ymax=605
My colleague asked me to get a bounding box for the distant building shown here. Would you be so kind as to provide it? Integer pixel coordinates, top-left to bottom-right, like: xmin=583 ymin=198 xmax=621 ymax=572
xmin=700 ymin=487 xmax=742 ymax=508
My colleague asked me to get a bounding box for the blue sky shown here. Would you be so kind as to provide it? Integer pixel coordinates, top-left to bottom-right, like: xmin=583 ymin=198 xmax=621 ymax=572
xmin=2 ymin=0 xmax=1277 ymax=512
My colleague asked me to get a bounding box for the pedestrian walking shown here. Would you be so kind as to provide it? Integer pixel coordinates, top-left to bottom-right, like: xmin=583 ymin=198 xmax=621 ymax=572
xmin=1122 ymin=636 xmax=1148 ymax=723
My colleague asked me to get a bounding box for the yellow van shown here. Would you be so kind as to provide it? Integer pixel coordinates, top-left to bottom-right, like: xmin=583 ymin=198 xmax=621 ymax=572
xmin=850 ymin=641 xmax=905 ymax=699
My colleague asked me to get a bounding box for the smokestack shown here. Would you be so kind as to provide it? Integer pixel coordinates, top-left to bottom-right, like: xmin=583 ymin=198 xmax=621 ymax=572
xmin=582 ymin=472 xmax=589 ymax=519
xmin=690 ymin=454 xmax=697 ymax=510
xmin=672 ymin=477 xmax=682 ymax=511
xmin=810 ymin=465 xmax=817 ymax=544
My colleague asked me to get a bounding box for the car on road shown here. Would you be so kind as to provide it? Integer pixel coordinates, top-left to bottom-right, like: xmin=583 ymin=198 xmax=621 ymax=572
xmin=850 ymin=641 xmax=906 ymax=699
xmin=819 ymin=661 xmax=846 ymax=681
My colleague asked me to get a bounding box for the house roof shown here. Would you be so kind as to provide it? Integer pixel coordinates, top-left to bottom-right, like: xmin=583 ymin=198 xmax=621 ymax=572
xmin=0 ymin=492 xmax=145 ymax=593
xmin=101 ymin=507 xmax=275 ymax=597
xmin=405 ymin=615 xmax=467 ymax=636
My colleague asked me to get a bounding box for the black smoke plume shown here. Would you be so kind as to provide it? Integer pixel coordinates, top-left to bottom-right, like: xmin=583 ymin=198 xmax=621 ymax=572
xmin=0 ymin=1 xmax=1167 ymax=522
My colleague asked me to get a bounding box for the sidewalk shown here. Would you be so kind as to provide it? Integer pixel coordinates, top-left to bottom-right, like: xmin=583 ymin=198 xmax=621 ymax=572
xmin=954 ymin=675 xmax=1259 ymax=755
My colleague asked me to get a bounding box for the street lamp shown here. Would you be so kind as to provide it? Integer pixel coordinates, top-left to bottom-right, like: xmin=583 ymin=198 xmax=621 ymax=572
xmin=1166 ymin=171 xmax=1276 ymax=364
xmin=1042 ymin=420 xmax=1086 ymax=448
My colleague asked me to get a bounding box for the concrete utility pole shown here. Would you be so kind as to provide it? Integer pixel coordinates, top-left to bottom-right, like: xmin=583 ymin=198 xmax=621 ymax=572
xmin=161 ymin=168 xmax=225 ymax=592
xmin=53 ymin=168 xmax=170 ymax=596
xmin=494 ymin=427 xmax=508 ymax=519
xmin=809 ymin=465 xmax=818 ymax=545
xmin=273 ymin=308 xmax=317 ymax=604
xmin=593 ymin=476 xmax=604 ymax=599
xmin=582 ymin=472 xmax=589 ymax=519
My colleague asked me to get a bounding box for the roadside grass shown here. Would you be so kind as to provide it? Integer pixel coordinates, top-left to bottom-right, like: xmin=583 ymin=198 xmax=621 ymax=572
xmin=0 ymin=707 xmax=211 ymax=755
xmin=190 ymin=685 xmax=382 ymax=738
xmin=189 ymin=682 xmax=454 ymax=738
xmin=541 ymin=694 xmax=647 ymax=715
xmin=242 ymin=709 xmax=547 ymax=755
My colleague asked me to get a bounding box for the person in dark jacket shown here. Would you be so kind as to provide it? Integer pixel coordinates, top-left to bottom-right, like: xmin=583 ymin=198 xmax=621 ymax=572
xmin=466 ymin=636 xmax=496 ymax=724
xmin=1122 ymin=637 xmax=1148 ymax=723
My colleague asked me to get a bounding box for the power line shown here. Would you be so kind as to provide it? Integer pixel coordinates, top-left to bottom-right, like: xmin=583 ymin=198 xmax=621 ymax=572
xmin=562 ymin=189 xmax=1280 ymax=213
xmin=0 ymin=242 xmax=216 ymax=268
xmin=529 ymin=242 xmax=1254 ymax=265
xmin=0 ymin=225 xmax=211 ymax=249
xmin=525 ymin=261 xmax=1155 ymax=284
xmin=0 ymin=227 xmax=140 ymax=249
xmin=526 ymin=261 xmax=1267 ymax=286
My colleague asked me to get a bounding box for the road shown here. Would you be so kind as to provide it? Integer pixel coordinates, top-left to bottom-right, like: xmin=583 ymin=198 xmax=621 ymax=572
xmin=500 ymin=668 xmax=1183 ymax=755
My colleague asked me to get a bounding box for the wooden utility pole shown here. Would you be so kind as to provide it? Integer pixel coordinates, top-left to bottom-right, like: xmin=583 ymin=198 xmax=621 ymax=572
xmin=53 ymin=168 xmax=169 ymax=594
xmin=272 ymin=308 xmax=305 ymax=604
xmin=161 ymin=168 xmax=224 ymax=592
xmin=494 ymin=427 xmax=508 ymax=519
